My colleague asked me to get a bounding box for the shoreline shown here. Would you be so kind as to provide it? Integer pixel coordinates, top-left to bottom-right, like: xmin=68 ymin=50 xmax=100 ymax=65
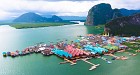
xmin=10 ymin=22 xmax=79 ymax=29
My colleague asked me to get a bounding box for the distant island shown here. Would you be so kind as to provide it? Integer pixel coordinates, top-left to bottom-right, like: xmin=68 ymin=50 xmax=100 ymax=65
xmin=10 ymin=12 xmax=78 ymax=29
xmin=10 ymin=22 xmax=77 ymax=29
xmin=13 ymin=12 xmax=63 ymax=23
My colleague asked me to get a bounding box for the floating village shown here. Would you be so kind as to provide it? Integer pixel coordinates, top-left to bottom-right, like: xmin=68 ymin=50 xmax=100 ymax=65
xmin=2 ymin=34 xmax=140 ymax=70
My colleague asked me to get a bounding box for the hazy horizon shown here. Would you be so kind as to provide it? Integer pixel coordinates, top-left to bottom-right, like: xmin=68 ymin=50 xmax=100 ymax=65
xmin=0 ymin=0 xmax=140 ymax=20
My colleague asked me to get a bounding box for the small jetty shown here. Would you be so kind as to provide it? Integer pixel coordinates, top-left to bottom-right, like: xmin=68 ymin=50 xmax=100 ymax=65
xmin=105 ymin=54 xmax=119 ymax=58
xmin=105 ymin=54 xmax=128 ymax=60
xmin=81 ymin=58 xmax=100 ymax=70
xmin=59 ymin=61 xmax=69 ymax=64
xmin=64 ymin=58 xmax=76 ymax=65
xmin=2 ymin=34 xmax=140 ymax=70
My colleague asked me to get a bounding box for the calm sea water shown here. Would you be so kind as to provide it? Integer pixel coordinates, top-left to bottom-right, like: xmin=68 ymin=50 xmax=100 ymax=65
xmin=0 ymin=22 xmax=140 ymax=75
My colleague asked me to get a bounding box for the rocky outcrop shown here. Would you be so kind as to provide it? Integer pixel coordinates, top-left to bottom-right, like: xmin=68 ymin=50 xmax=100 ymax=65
xmin=85 ymin=3 xmax=113 ymax=26
xmin=85 ymin=3 xmax=125 ymax=26
xmin=105 ymin=13 xmax=140 ymax=36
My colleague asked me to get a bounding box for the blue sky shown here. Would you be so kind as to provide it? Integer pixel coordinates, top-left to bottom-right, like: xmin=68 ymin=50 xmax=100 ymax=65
xmin=0 ymin=0 xmax=140 ymax=20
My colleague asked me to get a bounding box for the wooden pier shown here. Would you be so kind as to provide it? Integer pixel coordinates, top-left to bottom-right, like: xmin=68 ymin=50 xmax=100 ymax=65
xmin=105 ymin=54 xmax=128 ymax=60
xmin=59 ymin=61 xmax=69 ymax=64
xmin=81 ymin=59 xmax=100 ymax=70
xmin=64 ymin=58 xmax=76 ymax=65
xmin=105 ymin=54 xmax=118 ymax=58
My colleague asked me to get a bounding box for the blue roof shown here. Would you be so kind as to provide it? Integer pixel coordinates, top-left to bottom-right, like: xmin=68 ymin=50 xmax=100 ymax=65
xmin=84 ymin=45 xmax=108 ymax=54
xmin=52 ymin=49 xmax=72 ymax=58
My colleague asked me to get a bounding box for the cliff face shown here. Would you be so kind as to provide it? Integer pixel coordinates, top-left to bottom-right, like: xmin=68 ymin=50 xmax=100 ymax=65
xmin=85 ymin=3 xmax=125 ymax=26
xmin=105 ymin=13 xmax=140 ymax=36
xmin=85 ymin=8 xmax=94 ymax=25
xmin=85 ymin=3 xmax=113 ymax=26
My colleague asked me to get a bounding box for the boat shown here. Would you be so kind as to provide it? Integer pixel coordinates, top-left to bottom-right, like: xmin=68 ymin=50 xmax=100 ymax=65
xmin=2 ymin=52 xmax=7 ymax=57
xmin=107 ymin=61 xmax=112 ymax=64
xmin=10 ymin=52 xmax=16 ymax=57
xmin=7 ymin=52 xmax=11 ymax=56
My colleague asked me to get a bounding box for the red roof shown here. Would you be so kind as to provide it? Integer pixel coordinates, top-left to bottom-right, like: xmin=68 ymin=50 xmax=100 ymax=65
xmin=64 ymin=45 xmax=89 ymax=57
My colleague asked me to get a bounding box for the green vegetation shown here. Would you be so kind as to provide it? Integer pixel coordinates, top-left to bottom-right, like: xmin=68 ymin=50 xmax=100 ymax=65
xmin=10 ymin=22 xmax=77 ymax=29
xmin=123 ymin=40 xmax=140 ymax=53
xmin=103 ymin=44 xmax=119 ymax=50
xmin=85 ymin=25 xmax=104 ymax=34
xmin=106 ymin=24 xmax=140 ymax=36
xmin=105 ymin=13 xmax=140 ymax=36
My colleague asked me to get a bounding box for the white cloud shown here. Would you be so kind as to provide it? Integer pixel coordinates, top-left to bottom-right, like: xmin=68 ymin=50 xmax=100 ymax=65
xmin=100 ymin=0 xmax=140 ymax=9
xmin=0 ymin=0 xmax=139 ymax=20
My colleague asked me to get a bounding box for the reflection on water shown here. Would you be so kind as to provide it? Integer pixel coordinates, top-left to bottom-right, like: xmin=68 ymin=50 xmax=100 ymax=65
xmin=0 ymin=25 xmax=16 ymax=32
xmin=0 ymin=22 xmax=87 ymax=51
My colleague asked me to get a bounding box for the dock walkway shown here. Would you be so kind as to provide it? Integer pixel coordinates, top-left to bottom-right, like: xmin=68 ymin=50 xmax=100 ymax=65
xmin=64 ymin=58 xmax=76 ymax=65
xmin=81 ymin=59 xmax=100 ymax=70
xmin=105 ymin=54 xmax=118 ymax=58
xmin=105 ymin=54 xmax=128 ymax=60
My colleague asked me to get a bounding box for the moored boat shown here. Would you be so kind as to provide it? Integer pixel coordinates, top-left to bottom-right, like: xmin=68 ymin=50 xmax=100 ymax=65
xmin=2 ymin=52 xmax=7 ymax=57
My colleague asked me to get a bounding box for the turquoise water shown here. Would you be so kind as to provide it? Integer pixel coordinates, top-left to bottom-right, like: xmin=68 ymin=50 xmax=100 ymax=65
xmin=0 ymin=23 xmax=140 ymax=75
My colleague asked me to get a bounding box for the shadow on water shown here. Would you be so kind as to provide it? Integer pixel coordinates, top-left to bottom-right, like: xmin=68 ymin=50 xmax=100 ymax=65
xmin=85 ymin=25 xmax=104 ymax=34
